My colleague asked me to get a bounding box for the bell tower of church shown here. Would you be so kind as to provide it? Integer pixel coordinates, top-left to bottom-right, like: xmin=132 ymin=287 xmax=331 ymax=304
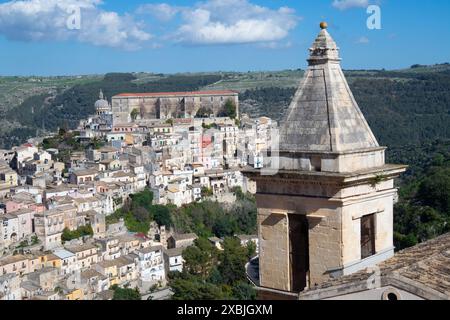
xmin=244 ymin=23 xmax=407 ymax=296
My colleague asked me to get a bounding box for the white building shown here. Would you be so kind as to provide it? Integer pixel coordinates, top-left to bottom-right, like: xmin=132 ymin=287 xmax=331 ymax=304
xmin=163 ymin=247 xmax=184 ymax=273
xmin=53 ymin=249 xmax=79 ymax=276
xmin=136 ymin=245 xmax=165 ymax=284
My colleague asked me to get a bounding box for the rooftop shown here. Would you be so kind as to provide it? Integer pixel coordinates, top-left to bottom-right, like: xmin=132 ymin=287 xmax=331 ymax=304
xmin=96 ymin=290 xmax=114 ymax=300
xmin=138 ymin=245 xmax=163 ymax=254
xmin=300 ymin=232 xmax=450 ymax=300
xmin=0 ymin=254 xmax=28 ymax=267
xmin=171 ymin=233 xmax=198 ymax=242
xmin=53 ymin=249 xmax=75 ymax=260
xmin=72 ymin=169 xmax=98 ymax=176
xmin=81 ymin=269 xmax=106 ymax=280
xmin=65 ymin=243 xmax=98 ymax=254
xmin=164 ymin=247 xmax=184 ymax=257
xmin=279 ymin=26 xmax=379 ymax=153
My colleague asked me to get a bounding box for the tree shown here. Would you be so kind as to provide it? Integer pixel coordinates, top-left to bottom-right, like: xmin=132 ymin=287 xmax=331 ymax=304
xmin=222 ymin=99 xmax=237 ymax=119
xmin=394 ymin=232 xmax=418 ymax=250
xmin=130 ymin=188 xmax=153 ymax=211
xmin=91 ymin=137 xmax=105 ymax=150
xmin=246 ymin=241 xmax=257 ymax=259
xmin=61 ymin=225 xmax=93 ymax=242
xmin=213 ymin=216 xmax=236 ymax=238
xmin=195 ymin=107 xmax=213 ymax=118
xmin=130 ymin=108 xmax=139 ymax=121
xmin=416 ymin=169 xmax=450 ymax=214
xmin=218 ymin=237 xmax=248 ymax=285
xmin=170 ymin=276 xmax=228 ymax=300
xmin=231 ymin=186 xmax=245 ymax=200
xmin=133 ymin=206 xmax=150 ymax=223
xmin=31 ymin=235 xmax=39 ymax=245
xmin=169 ymin=236 xmax=255 ymax=300
xmin=183 ymin=238 xmax=218 ymax=278
xmin=58 ymin=127 xmax=67 ymax=137
xmin=201 ymin=187 xmax=213 ymax=197
xmin=151 ymin=205 xmax=173 ymax=227
xmin=231 ymin=281 xmax=257 ymax=300
xmin=111 ymin=285 xmax=141 ymax=300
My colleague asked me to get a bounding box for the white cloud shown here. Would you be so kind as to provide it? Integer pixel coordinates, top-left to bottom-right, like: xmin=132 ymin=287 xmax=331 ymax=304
xmin=0 ymin=0 xmax=152 ymax=50
xmin=0 ymin=0 xmax=299 ymax=49
xmin=143 ymin=0 xmax=299 ymax=45
xmin=356 ymin=36 xmax=370 ymax=44
xmin=136 ymin=3 xmax=180 ymax=22
xmin=332 ymin=0 xmax=369 ymax=10
xmin=259 ymin=41 xmax=293 ymax=49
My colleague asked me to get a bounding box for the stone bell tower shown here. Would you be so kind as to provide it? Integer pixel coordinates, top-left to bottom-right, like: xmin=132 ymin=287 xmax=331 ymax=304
xmin=244 ymin=23 xmax=407 ymax=296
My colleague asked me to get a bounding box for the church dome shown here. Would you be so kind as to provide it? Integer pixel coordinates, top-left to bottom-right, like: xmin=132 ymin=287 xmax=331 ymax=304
xmin=95 ymin=90 xmax=110 ymax=110
xmin=95 ymin=99 xmax=109 ymax=109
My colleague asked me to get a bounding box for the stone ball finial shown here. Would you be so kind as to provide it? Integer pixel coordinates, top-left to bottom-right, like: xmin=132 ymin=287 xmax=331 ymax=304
xmin=320 ymin=21 xmax=328 ymax=29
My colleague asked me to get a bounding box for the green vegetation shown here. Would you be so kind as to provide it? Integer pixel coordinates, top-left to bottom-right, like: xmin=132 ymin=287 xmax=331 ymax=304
xmin=17 ymin=240 xmax=29 ymax=248
xmin=245 ymin=241 xmax=257 ymax=259
xmin=106 ymin=186 xmax=256 ymax=243
xmin=218 ymin=99 xmax=237 ymax=119
xmin=111 ymin=284 xmax=141 ymax=300
xmin=40 ymin=130 xmax=106 ymax=163
xmin=240 ymin=87 xmax=296 ymax=120
xmin=202 ymin=70 xmax=305 ymax=91
xmin=106 ymin=188 xmax=173 ymax=234
xmin=195 ymin=107 xmax=213 ymax=118
xmin=201 ymin=123 xmax=216 ymax=130
xmin=130 ymin=108 xmax=139 ymax=121
xmin=169 ymin=237 xmax=256 ymax=300
xmin=369 ymin=174 xmax=389 ymax=188
xmin=170 ymin=189 xmax=256 ymax=238
xmin=31 ymin=235 xmax=40 ymax=245
xmin=61 ymin=225 xmax=94 ymax=242
xmin=394 ymin=140 xmax=450 ymax=250
xmin=201 ymin=187 xmax=213 ymax=197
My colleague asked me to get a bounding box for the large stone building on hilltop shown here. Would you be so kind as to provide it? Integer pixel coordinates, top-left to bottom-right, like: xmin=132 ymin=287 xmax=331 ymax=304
xmin=111 ymin=90 xmax=239 ymax=124
xmin=244 ymin=23 xmax=408 ymax=298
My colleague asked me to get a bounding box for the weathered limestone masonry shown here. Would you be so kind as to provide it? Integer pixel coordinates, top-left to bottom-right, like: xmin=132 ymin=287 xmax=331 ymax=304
xmin=244 ymin=23 xmax=407 ymax=297
xmin=111 ymin=90 xmax=239 ymax=124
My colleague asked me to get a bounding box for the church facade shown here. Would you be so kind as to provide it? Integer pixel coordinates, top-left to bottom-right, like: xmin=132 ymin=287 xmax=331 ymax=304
xmin=244 ymin=24 xmax=407 ymax=297
xmin=111 ymin=90 xmax=239 ymax=124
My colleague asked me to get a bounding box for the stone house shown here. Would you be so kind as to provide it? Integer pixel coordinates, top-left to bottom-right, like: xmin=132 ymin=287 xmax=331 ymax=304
xmin=167 ymin=233 xmax=198 ymax=249
xmin=34 ymin=209 xmax=65 ymax=250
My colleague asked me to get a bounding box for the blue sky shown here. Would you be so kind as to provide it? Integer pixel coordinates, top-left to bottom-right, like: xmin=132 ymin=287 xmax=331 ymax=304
xmin=0 ymin=0 xmax=449 ymax=76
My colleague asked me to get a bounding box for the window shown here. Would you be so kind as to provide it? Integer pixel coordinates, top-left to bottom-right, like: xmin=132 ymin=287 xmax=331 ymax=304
xmin=382 ymin=289 xmax=401 ymax=300
xmin=310 ymin=156 xmax=321 ymax=171
xmin=361 ymin=214 xmax=376 ymax=259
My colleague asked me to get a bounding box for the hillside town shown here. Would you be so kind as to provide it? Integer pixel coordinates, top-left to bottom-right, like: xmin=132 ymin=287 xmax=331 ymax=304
xmin=1 ymin=1 xmax=449 ymax=304
xmin=0 ymin=90 xmax=266 ymax=300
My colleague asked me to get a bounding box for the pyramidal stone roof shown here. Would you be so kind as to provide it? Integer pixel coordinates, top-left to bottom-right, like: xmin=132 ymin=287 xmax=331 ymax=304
xmin=280 ymin=25 xmax=380 ymax=153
